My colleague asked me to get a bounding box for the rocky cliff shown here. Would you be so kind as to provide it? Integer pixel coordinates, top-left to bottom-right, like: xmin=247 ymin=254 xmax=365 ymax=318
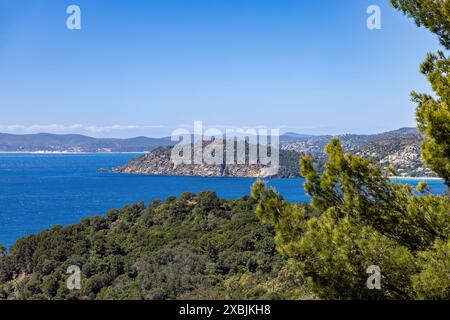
xmin=113 ymin=142 xmax=304 ymax=178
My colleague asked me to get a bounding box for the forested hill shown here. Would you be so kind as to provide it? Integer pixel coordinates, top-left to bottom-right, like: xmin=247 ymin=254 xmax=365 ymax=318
xmin=0 ymin=193 xmax=313 ymax=300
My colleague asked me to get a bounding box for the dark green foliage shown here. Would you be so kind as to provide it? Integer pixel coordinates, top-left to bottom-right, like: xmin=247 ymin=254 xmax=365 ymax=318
xmin=0 ymin=193 xmax=301 ymax=300
xmin=0 ymin=245 xmax=5 ymax=258
xmin=391 ymin=0 xmax=450 ymax=48
xmin=391 ymin=0 xmax=450 ymax=187
xmin=252 ymin=138 xmax=450 ymax=300
xmin=249 ymin=1 xmax=450 ymax=300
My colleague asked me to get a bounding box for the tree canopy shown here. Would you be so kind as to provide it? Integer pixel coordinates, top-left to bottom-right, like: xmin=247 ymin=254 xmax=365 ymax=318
xmin=252 ymin=138 xmax=450 ymax=299
xmin=0 ymin=193 xmax=314 ymax=300
xmin=391 ymin=0 xmax=450 ymax=49
xmin=392 ymin=0 xmax=450 ymax=187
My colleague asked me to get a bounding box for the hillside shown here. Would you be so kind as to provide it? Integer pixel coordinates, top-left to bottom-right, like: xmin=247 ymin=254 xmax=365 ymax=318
xmin=281 ymin=128 xmax=436 ymax=178
xmin=0 ymin=193 xmax=313 ymax=300
xmin=354 ymin=134 xmax=438 ymax=177
xmin=281 ymin=128 xmax=420 ymax=155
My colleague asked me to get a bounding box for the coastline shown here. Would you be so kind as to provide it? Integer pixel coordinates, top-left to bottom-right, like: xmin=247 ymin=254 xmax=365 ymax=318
xmin=0 ymin=152 xmax=444 ymax=182
xmin=388 ymin=176 xmax=444 ymax=181
xmin=0 ymin=151 xmax=147 ymax=154
xmin=114 ymin=172 xmax=445 ymax=181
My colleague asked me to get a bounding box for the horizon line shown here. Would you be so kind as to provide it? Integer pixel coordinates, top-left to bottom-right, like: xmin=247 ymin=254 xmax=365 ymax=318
xmin=0 ymin=126 xmax=418 ymax=140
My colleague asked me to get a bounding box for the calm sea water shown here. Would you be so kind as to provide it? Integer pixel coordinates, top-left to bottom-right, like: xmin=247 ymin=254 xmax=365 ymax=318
xmin=0 ymin=153 xmax=447 ymax=247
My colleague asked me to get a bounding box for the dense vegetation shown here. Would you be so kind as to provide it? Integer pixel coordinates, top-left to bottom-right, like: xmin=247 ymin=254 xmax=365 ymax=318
xmin=253 ymin=138 xmax=449 ymax=299
xmin=392 ymin=0 xmax=450 ymax=187
xmin=0 ymin=193 xmax=313 ymax=300
xmin=250 ymin=0 xmax=450 ymax=300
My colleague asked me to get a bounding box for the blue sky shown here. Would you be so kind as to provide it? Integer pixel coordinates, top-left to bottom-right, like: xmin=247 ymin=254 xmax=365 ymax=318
xmin=0 ymin=0 xmax=443 ymax=137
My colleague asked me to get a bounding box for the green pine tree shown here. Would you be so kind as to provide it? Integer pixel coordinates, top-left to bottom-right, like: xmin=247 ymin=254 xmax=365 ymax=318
xmin=392 ymin=0 xmax=450 ymax=188
xmin=252 ymin=2 xmax=450 ymax=298
xmin=252 ymin=138 xmax=450 ymax=299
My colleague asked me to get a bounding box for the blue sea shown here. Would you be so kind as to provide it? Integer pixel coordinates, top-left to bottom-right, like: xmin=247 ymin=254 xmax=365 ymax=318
xmin=0 ymin=153 xmax=447 ymax=248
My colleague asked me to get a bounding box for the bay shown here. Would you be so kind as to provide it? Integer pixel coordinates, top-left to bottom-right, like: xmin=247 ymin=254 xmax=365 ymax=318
xmin=0 ymin=153 xmax=447 ymax=247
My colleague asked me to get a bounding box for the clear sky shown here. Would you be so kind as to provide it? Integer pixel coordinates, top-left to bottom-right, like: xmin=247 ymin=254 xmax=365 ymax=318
xmin=0 ymin=0 xmax=443 ymax=138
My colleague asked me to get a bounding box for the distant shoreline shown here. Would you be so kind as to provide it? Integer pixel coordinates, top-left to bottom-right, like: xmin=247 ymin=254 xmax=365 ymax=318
xmin=388 ymin=176 xmax=444 ymax=181
xmin=0 ymin=152 xmax=444 ymax=182
xmin=0 ymin=151 xmax=147 ymax=154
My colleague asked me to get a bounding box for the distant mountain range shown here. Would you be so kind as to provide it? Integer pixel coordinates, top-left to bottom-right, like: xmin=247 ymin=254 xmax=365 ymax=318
xmin=0 ymin=128 xmax=418 ymax=153
xmin=0 ymin=128 xmax=437 ymax=178
xmin=0 ymin=133 xmax=174 ymax=152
